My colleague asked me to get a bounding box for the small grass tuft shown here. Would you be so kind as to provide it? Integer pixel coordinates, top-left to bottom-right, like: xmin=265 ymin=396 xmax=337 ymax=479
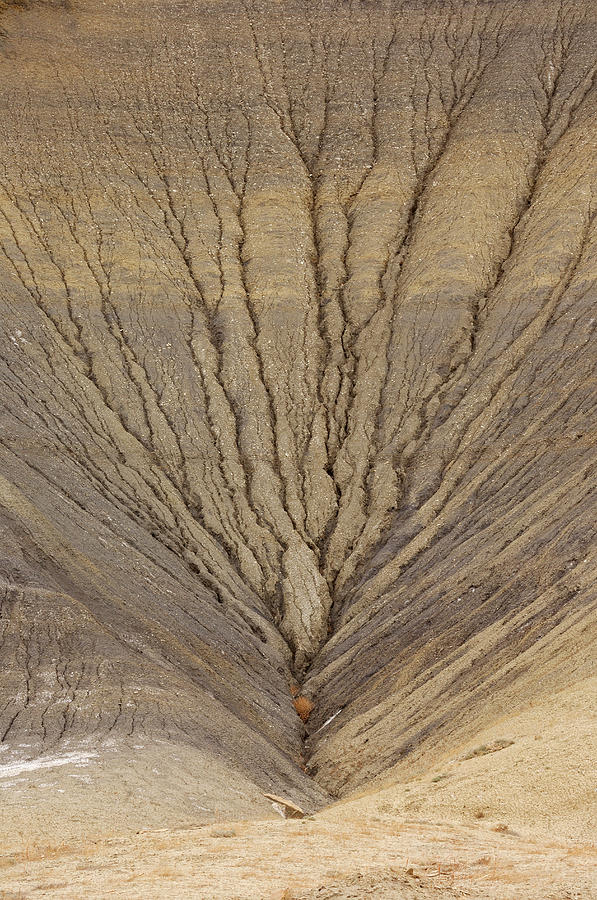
xmin=463 ymin=739 xmax=514 ymax=760
xmin=293 ymin=695 xmax=314 ymax=722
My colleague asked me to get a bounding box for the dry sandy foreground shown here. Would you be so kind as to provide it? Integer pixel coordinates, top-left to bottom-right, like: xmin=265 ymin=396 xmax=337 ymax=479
xmin=0 ymin=810 xmax=595 ymax=899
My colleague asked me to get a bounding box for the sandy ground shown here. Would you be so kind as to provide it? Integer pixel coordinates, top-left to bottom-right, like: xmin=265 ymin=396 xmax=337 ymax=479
xmin=1 ymin=805 xmax=595 ymax=899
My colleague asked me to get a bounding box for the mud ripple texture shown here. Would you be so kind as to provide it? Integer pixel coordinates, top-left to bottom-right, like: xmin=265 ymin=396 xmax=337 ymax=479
xmin=0 ymin=0 xmax=595 ymax=808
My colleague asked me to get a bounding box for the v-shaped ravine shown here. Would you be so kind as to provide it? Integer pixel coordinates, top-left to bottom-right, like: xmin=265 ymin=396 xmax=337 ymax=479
xmin=1 ymin=0 xmax=597 ymax=764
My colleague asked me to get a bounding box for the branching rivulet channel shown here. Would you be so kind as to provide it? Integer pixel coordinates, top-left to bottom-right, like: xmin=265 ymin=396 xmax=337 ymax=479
xmin=0 ymin=0 xmax=596 ymax=803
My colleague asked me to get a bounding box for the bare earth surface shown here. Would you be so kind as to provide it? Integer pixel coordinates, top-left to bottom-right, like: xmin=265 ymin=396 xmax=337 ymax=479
xmin=0 ymin=0 xmax=596 ymax=896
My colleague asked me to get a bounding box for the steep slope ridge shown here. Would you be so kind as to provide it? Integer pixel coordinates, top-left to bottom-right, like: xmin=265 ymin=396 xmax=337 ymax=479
xmin=0 ymin=0 xmax=595 ymax=829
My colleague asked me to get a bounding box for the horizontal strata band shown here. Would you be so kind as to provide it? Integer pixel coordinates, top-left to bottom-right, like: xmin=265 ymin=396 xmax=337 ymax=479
xmin=0 ymin=0 xmax=595 ymax=813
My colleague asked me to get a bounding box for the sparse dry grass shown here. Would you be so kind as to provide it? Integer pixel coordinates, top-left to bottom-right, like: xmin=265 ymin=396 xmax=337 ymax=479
xmin=293 ymin=696 xmax=315 ymax=722
xmin=2 ymin=811 xmax=595 ymax=899
xmin=463 ymin=740 xmax=514 ymax=760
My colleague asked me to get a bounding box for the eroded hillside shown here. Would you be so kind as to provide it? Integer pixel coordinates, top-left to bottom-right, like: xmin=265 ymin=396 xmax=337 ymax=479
xmin=0 ymin=0 xmax=596 ymax=853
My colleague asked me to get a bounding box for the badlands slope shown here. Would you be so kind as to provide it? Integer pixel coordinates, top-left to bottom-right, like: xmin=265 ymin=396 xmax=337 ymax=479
xmin=0 ymin=0 xmax=595 ymax=896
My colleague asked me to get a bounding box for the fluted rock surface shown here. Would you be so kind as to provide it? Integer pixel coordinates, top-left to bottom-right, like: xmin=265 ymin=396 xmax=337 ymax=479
xmin=0 ymin=0 xmax=595 ymax=822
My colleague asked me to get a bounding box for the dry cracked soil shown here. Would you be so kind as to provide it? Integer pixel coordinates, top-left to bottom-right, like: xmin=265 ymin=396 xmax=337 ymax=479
xmin=0 ymin=0 xmax=596 ymax=897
